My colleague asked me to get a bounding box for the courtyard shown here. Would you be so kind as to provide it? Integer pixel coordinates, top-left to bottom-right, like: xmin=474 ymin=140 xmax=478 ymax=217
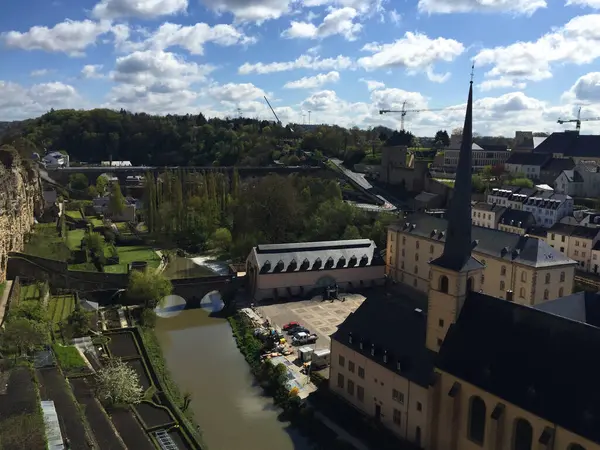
xmin=257 ymin=293 xmax=366 ymax=351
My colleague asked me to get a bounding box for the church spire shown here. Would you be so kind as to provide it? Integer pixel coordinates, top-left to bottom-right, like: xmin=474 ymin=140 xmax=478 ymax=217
xmin=431 ymin=64 xmax=480 ymax=272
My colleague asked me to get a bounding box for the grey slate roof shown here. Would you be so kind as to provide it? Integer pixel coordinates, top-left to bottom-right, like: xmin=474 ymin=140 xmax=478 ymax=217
xmin=541 ymin=157 xmax=575 ymax=173
xmin=472 ymin=202 xmax=506 ymax=213
xmin=498 ymin=209 xmax=535 ymax=228
xmin=332 ymin=290 xmax=435 ymax=387
xmin=505 ymin=152 xmax=550 ymax=166
xmin=390 ymin=213 xmax=576 ymax=268
xmin=252 ymin=239 xmax=384 ymax=274
xmin=437 ymin=292 xmax=600 ymax=443
xmin=548 ymin=222 xmax=600 ymax=239
xmin=533 ymin=132 xmax=600 ymax=158
xmin=533 ymin=291 xmax=600 ymax=328
xmin=561 ymin=169 xmax=584 ymax=182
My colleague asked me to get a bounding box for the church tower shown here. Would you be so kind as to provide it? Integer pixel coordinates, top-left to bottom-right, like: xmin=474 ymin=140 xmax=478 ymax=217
xmin=426 ymin=68 xmax=484 ymax=352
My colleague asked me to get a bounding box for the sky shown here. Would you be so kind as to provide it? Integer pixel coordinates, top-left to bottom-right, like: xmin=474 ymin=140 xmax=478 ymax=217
xmin=1 ymin=0 xmax=600 ymax=137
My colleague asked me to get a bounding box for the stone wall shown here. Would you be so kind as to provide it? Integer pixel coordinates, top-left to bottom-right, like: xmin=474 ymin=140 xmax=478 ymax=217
xmin=0 ymin=155 xmax=43 ymax=282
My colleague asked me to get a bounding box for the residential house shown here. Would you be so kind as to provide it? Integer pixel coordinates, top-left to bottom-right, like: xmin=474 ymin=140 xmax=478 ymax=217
xmin=497 ymin=209 xmax=536 ymax=235
xmin=555 ymin=161 xmax=600 ymax=198
xmin=332 ymin=78 xmax=596 ymax=450
xmin=92 ymin=196 xmax=136 ymax=222
xmin=246 ymin=239 xmax=386 ymax=301
xmin=504 ymin=152 xmax=551 ymax=180
xmin=546 ymin=223 xmax=600 ymax=271
xmin=522 ymin=191 xmax=573 ymax=227
xmin=533 ymin=131 xmax=600 ymax=164
xmin=471 ymin=202 xmax=506 ymax=228
xmin=560 ymin=209 xmax=600 ymax=228
xmin=539 ymin=157 xmax=575 ymax=184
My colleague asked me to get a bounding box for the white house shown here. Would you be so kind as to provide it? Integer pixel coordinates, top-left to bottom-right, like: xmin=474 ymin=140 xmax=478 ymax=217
xmin=554 ymin=161 xmax=600 ymax=198
xmin=487 ymin=186 xmax=537 ymax=210
xmin=522 ymin=191 xmax=573 ymax=228
xmin=246 ymin=239 xmax=386 ymax=301
xmin=504 ymin=152 xmax=551 ymax=180
xmin=42 ymin=151 xmax=69 ymax=168
xmin=471 ymin=202 xmax=506 ymax=229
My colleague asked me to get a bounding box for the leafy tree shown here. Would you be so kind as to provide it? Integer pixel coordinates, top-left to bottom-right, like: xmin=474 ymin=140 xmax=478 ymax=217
xmin=342 ymin=225 xmax=361 ymax=240
xmin=127 ymin=269 xmax=172 ymax=308
xmin=96 ymin=174 xmax=108 ymax=196
xmin=507 ymin=177 xmax=534 ymax=188
xmin=87 ymin=185 xmax=98 ymax=198
xmin=67 ymin=307 xmax=91 ymax=337
xmin=69 ymin=173 xmax=88 ymax=191
xmin=95 ymin=358 xmax=144 ymax=406
xmin=0 ymin=318 xmax=47 ymax=357
xmin=108 ymin=182 xmax=126 ymax=216
xmin=140 ymin=308 xmax=157 ymax=328
xmin=434 ymin=130 xmax=450 ymax=147
xmin=209 ymin=227 xmax=233 ymax=252
xmin=84 ymin=231 xmax=105 ymax=256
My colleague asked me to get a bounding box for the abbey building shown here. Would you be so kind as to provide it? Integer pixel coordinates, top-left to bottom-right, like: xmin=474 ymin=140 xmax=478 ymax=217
xmin=329 ymin=77 xmax=600 ymax=450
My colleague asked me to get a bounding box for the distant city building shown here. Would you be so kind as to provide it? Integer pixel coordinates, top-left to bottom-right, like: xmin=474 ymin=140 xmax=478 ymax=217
xmin=555 ymin=161 xmax=600 ymax=198
xmin=443 ymin=135 xmax=509 ymax=170
xmin=546 ymin=223 xmax=600 ymax=272
xmin=471 ymin=202 xmax=506 ymax=228
xmin=497 ymin=209 xmax=536 ymax=235
xmin=42 ymin=151 xmax=69 ymax=168
xmin=505 ymin=152 xmax=551 ymax=179
xmin=246 ymin=239 xmax=386 ymax=301
xmin=532 ymin=131 xmax=600 ymax=164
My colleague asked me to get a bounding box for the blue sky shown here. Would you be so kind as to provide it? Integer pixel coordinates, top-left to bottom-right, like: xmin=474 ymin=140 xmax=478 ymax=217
xmin=1 ymin=0 xmax=600 ymax=136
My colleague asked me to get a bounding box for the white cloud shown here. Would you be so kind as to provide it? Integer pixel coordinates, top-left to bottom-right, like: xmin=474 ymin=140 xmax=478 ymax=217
xmin=418 ymin=0 xmax=546 ymax=15
xmin=479 ymin=78 xmax=526 ymax=92
xmin=30 ymin=69 xmax=51 ymax=77
xmin=239 ymin=53 xmax=353 ymax=74
xmin=0 ymin=81 xmax=83 ymax=121
xmin=284 ymin=71 xmax=340 ymax=89
xmin=562 ymin=72 xmax=600 ymax=103
xmin=92 ymin=0 xmax=188 ymax=19
xmin=139 ymin=22 xmax=256 ymax=54
xmin=359 ymin=79 xmax=385 ymax=91
xmin=282 ymin=7 xmax=362 ymax=41
xmin=389 ymin=9 xmax=402 ymax=25
xmin=302 ymin=0 xmax=384 ymax=15
xmin=474 ymin=14 xmax=600 ymax=88
xmin=358 ymin=32 xmax=464 ymax=77
xmin=566 ymin=0 xmax=600 ymax=8
xmin=82 ymin=64 xmax=104 ymax=79
xmin=200 ymin=0 xmax=294 ymax=23
xmin=207 ymin=82 xmax=266 ymax=103
xmin=1 ymin=19 xmax=112 ymax=57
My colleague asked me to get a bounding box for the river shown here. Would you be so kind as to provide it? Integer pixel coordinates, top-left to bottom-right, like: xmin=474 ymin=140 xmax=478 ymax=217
xmin=155 ymin=257 xmax=312 ymax=450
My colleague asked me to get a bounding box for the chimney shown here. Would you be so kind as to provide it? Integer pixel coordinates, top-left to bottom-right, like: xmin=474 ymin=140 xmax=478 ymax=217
xmin=506 ymin=290 xmax=514 ymax=302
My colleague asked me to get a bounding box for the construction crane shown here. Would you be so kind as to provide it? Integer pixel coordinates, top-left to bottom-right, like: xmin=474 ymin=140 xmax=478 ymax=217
xmin=557 ymin=107 xmax=600 ymax=132
xmin=379 ymin=101 xmax=474 ymax=131
xmin=263 ymin=96 xmax=282 ymax=126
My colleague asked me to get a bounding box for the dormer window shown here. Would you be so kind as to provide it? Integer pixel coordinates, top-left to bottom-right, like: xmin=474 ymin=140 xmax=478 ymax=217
xmin=348 ymin=333 xmax=353 ymax=344
xmin=325 ymin=256 xmax=334 ymax=269
xmin=383 ymin=352 xmax=388 ymax=363
xmin=337 ymin=256 xmax=346 ymax=268
xmin=359 ymin=341 xmax=363 ymax=350
xmin=287 ymin=259 xmax=297 ymax=272
xmin=312 ymin=257 xmax=322 ymax=270
xmin=348 ymin=255 xmax=358 ymax=267
xmin=370 ymin=344 xmax=375 ymax=356
xmin=359 ymin=254 xmax=369 ymax=267
xmin=274 ymin=260 xmax=285 ymax=273
xmin=261 ymin=260 xmax=271 ymax=273
xmin=397 ymin=361 xmax=401 ymax=371
xmin=300 ymin=258 xmax=310 ymax=271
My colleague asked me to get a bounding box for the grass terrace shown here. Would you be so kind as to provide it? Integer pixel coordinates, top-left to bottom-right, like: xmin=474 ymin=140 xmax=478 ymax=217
xmin=24 ymin=222 xmax=71 ymax=261
xmin=48 ymin=294 xmax=75 ymax=339
xmin=52 ymin=343 xmax=87 ymax=373
xmin=66 ymin=229 xmax=85 ymax=251
xmin=104 ymin=246 xmax=161 ymax=274
xmin=20 ymin=283 xmax=42 ymax=302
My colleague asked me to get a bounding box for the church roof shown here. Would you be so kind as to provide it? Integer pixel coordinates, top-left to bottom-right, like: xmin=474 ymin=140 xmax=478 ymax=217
xmin=250 ymin=239 xmax=384 ymax=274
xmin=437 ymin=292 xmax=600 ymax=443
xmin=534 ymin=291 xmax=600 ymax=328
xmin=332 ymin=289 xmax=435 ymax=388
xmin=390 ymin=213 xmax=576 ymax=268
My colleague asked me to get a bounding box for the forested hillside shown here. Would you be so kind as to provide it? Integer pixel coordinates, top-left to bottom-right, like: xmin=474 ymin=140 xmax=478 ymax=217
xmin=1 ymin=108 xmax=402 ymax=167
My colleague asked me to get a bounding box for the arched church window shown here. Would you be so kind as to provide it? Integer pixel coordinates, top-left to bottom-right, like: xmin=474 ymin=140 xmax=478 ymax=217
xmin=439 ymin=275 xmax=449 ymax=293
xmin=467 ymin=396 xmax=486 ymax=444
xmin=512 ymin=418 xmax=533 ymax=450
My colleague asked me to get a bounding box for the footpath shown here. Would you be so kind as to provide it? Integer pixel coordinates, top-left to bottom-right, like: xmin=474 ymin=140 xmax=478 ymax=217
xmin=0 ymin=280 xmax=13 ymax=327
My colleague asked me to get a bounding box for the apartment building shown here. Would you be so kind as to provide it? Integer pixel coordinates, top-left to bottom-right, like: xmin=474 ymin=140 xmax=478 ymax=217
xmin=497 ymin=209 xmax=536 ymax=235
xmin=555 ymin=161 xmax=600 ymax=198
xmin=387 ymin=214 xmax=576 ymax=304
xmin=546 ymin=223 xmax=600 ymax=272
xmin=505 ymin=152 xmax=551 ymax=180
xmin=471 ymin=202 xmax=506 ymax=228
xmin=487 ymin=186 xmax=536 ymax=210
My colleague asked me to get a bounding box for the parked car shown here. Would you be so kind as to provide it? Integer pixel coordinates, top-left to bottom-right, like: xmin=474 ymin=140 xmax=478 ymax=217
xmin=282 ymin=321 xmax=300 ymax=331
xmin=290 ymin=327 xmax=309 ymax=336
xmin=292 ymin=332 xmax=318 ymax=345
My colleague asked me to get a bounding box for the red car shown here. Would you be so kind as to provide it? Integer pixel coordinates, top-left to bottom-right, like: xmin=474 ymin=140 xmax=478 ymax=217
xmin=282 ymin=321 xmax=300 ymax=331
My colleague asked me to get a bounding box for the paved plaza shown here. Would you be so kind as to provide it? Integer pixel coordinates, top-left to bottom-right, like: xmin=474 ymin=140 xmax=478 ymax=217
xmin=258 ymin=294 xmax=366 ymax=351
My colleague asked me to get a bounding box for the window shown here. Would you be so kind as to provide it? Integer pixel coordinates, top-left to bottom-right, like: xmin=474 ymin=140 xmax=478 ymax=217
xmin=567 ymin=444 xmax=586 ymax=450
xmin=544 ymin=289 xmax=549 ymax=300
xmin=357 ymin=385 xmax=364 ymax=402
xmin=416 ymin=402 xmax=422 ymax=412
xmin=439 ymin=318 xmax=444 ymax=327
xmin=481 ymin=274 xmax=485 ymax=285
xmin=391 ymin=233 xmax=394 ymax=242
xmin=559 ymin=287 xmax=564 ymax=297
xmin=551 ymin=233 xmax=555 ymax=239
xmin=415 ymin=254 xmax=419 ymax=262
xmin=562 ymin=236 xmax=565 ymax=242
xmin=560 ymin=247 xmax=565 ymax=253
xmin=414 ymin=266 xmax=418 ymax=275
xmin=392 ymin=389 xmax=405 ymax=404
xmin=393 ymin=409 xmax=402 ymax=426
xmin=545 ymin=273 xmax=551 ymax=284
xmin=576 ymin=240 xmax=580 ymax=246
xmin=468 ymin=396 xmax=486 ymax=445
xmin=358 ymin=366 xmax=365 ymax=379
xmin=575 ymin=250 xmax=579 ymax=256
xmin=337 ymin=373 xmax=345 ymax=389
xmin=348 ymin=361 xmax=355 ymax=373
xmin=439 ymin=275 xmax=449 ymax=293
xmin=416 ymin=241 xmax=420 ymax=249
xmin=402 ymin=236 xmax=406 ymax=245
xmin=513 ymin=418 xmax=533 ymax=450
xmin=347 ymin=379 xmax=355 ymax=396
xmin=402 ymin=249 xmax=405 ymax=257
xmin=501 ymin=265 xmax=506 ymax=276
xmin=339 ymin=355 xmax=345 ymax=367
xmin=413 ymin=278 xmax=418 ymax=287
xmin=560 ymin=271 xmax=565 ymax=282
xmin=467 ymin=277 xmax=474 ymax=292
xmin=430 ymin=245 xmax=434 ymax=254
xmin=519 ymin=287 xmax=525 ymax=298
xmin=500 ymin=280 xmax=505 ymax=291
xmin=584 ymin=242 xmax=587 ymax=248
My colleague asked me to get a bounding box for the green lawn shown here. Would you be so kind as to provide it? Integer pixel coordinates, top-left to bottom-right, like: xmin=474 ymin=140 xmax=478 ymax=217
xmin=89 ymin=217 xmax=104 ymax=227
xmin=52 ymin=344 xmax=87 ymax=372
xmin=104 ymin=246 xmax=161 ymax=273
xmin=23 ymin=223 xmax=71 ymax=261
xmin=48 ymin=295 xmax=75 ymax=336
xmin=20 ymin=284 xmax=41 ymax=302
xmin=434 ymin=178 xmax=455 ymax=187
xmin=64 ymin=210 xmax=83 ymax=220
xmin=66 ymin=229 xmax=85 ymax=251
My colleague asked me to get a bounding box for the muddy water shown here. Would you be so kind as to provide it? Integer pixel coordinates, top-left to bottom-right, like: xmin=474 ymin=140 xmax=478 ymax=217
xmin=155 ymin=258 xmax=311 ymax=450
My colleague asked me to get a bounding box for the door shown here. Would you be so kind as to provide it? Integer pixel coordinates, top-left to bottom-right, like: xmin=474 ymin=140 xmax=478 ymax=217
xmin=416 ymin=426 xmax=422 ymax=448
xmin=375 ymin=404 xmax=381 ymax=421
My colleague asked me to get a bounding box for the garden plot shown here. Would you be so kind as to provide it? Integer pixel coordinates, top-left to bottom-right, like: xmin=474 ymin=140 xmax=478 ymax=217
xmin=104 ymin=309 xmax=122 ymax=329
xmin=36 ymin=367 xmax=94 ymax=449
xmin=134 ymin=402 xmax=175 ymax=429
xmin=125 ymin=359 xmax=152 ymax=391
xmin=109 ymin=408 xmax=155 ymax=450
xmin=48 ymin=295 xmax=75 ymax=336
xmin=70 ymin=377 xmax=126 ymax=450
xmin=107 ymin=331 xmax=140 ymax=358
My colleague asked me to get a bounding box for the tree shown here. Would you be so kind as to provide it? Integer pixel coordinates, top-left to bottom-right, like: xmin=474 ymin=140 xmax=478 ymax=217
xmin=69 ymin=173 xmax=88 ymax=191
xmin=209 ymin=227 xmax=232 ymax=252
xmin=84 ymin=231 xmax=105 ymax=257
xmin=96 ymin=174 xmax=108 ymax=196
xmin=342 ymin=225 xmax=361 ymax=240
xmin=108 ymin=182 xmax=125 ymax=216
xmin=434 ymin=130 xmax=450 ymax=147
xmin=0 ymin=318 xmax=47 ymax=357
xmin=126 ymin=269 xmax=172 ymax=309
xmin=95 ymin=358 xmax=144 ymax=406
xmin=67 ymin=307 xmax=91 ymax=337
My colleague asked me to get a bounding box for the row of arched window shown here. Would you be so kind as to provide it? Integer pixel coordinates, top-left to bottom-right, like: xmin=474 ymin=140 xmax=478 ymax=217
xmin=468 ymin=396 xmax=586 ymax=450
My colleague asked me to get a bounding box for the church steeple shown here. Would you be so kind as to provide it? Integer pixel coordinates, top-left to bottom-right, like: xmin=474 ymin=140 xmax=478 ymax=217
xmin=430 ymin=64 xmax=481 ymax=273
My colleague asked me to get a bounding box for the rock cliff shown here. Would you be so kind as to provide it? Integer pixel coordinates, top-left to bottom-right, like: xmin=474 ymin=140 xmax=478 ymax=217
xmin=0 ymin=147 xmax=43 ymax=282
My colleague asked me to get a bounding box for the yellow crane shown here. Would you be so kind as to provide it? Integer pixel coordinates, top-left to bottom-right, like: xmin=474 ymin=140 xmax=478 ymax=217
xmin=557 ymin=107 xmax=600 ymax=132
xmin=379 ymin=101 xmax=479 ymax=131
